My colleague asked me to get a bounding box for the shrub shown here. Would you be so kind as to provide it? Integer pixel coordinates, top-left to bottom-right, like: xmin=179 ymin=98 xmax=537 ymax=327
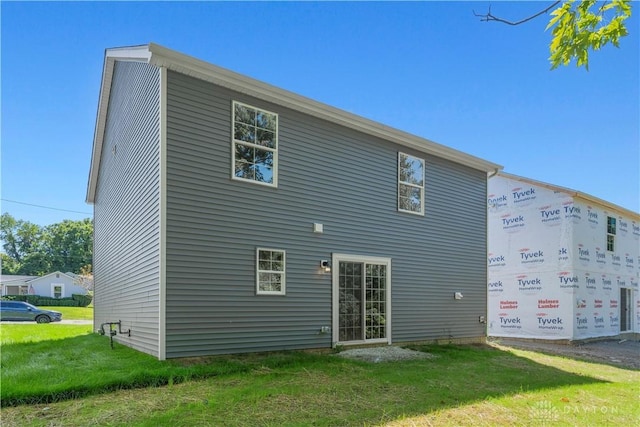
xmin=0 ymin=295 xmax=38 ymax=304
xmin=25 ymin=295 xmax=40 ymax=305
xmin=0 ymin=295 xmax=91 ymax=307
xmin=72 ymin=294 xmax=93 ymax=307
xmin=37 ymin=298 xmax=80 ymax=307
xmin=1 ymin=295 xmax=27 ymax=302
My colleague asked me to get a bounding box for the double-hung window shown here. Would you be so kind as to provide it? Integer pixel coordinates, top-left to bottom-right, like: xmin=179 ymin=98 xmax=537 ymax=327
xmin=256 ymin=248 xmax=286 ymax=295
xmin=398 ymin=152 xmax=425 ymax=215
xmin=232 ymin=101 xmax=278 ymax=186
xmin=606 ymin=216 xmax=616 ymax=252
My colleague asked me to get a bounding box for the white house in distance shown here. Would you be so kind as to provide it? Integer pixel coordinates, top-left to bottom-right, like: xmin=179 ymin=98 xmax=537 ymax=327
xmin=0 ymin=271 xmax=88 ymax=298
xmin=488 ymin=172 xmax=640 ymax=341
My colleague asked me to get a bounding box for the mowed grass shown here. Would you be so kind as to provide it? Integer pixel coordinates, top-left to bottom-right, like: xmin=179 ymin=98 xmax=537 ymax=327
xmin=38 ymin=306 xmax=93 ymax=320
xmin=1 ymin=326 xmax=639 ymax=426
xmin=0 ymin=324 xmax=262 ymax=407
xmin=0 ymin=324 xmax=92 ymax=344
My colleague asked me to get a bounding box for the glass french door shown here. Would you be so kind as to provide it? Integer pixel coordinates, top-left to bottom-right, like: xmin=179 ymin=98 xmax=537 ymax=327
xmin=333 ymin=255 xmax=391 ymax=344
xmin=620 ymin=288 xmax=631 ymax=332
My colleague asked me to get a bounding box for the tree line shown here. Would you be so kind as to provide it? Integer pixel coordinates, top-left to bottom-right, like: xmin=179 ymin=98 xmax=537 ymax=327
xmin=0 ymin=213 xmax=92 ymax=276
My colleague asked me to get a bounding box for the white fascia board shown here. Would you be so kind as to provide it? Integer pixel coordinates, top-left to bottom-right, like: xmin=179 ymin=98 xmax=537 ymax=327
xmin=87 ymin=42 xmax=502 ymax=203
xmin=86 ymin=46 xmax=153 ymax=203
xmin=147 ymin=43 xmax=502 ymax=174
xmin=26 ymin=271 xmax=74 ymax=283
xmin=497 ymin=171 xmax=640 ymax=220
xmin=1 ymin=277 xmax=36 ymax=285
xmin=104 ymin=45 xmax=152 ymax=62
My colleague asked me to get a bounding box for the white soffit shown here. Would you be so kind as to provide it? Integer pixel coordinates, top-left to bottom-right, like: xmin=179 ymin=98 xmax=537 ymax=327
xmin=497 ymin=172 xmax=639 ymax=220
xmin=87 ymin=45 xmax=153 ymax=203
xmin=146 ymin=43 xmax=501 ymax=173
xmin=87 ymin=43 xmax=502 ymax=202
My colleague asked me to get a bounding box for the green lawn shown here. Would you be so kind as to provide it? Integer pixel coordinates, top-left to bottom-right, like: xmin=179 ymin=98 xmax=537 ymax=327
xmin=1 ymin=324 xmax=638 ymax=426
xmin=38 ymin=306 xmax=93 ymax=320
xmin=0 ymin=324 xmax=92 ymax=344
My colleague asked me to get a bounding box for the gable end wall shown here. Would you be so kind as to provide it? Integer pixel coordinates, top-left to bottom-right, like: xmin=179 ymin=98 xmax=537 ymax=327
xmin=93 ymin=61 xmax=162 ymax=357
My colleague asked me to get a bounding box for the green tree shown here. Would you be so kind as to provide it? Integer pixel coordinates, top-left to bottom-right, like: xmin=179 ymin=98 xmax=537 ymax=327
xmin=0 ymin=213 xmax=93 ymax=275
xmin=475 ymin=0 xmax=633 ymax=70
xmin=44 ymin=219 xmax=93 ymax=273
xmin=0 ymin=213 xmax=48 ymax=274
xmin=0 ymin=253 xmax=21 ymax=275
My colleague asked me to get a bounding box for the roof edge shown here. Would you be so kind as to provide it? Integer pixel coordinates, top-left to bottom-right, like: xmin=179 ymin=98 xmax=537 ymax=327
xmin=86 ymin=45 xmax=153 ymax=203
xmin=146 ymin=43 xmax=501 ymax=173
xmin=27 ymin=271 xmax=76 ymax=283
xmin=87 ymin=43 xmax=502 ymax=203
xmin=496 ymin=172 xmax=640 ymax=220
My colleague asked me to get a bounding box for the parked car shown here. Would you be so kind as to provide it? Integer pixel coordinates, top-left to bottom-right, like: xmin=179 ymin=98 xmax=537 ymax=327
xmin=0 ymin=301 xmax=62 ymax=323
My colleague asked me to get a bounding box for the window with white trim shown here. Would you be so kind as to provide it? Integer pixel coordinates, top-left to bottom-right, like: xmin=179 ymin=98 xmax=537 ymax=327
xmin=398 ymin=152 xmax=425 ymax=215
xmin=232 ymin=101 xmax=278 ymax=186
xmin=256 ymin=248 xmax=286 ymax=295
xmin=606 ymin=216 xmax=616 ymax=252
xmin=53 ymin=284 xmax=63 ymax=298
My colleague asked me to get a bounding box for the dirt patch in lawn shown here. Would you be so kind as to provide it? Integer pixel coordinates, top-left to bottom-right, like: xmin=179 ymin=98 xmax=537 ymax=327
xmin=335 ymin=346 xmax=437 ymax=363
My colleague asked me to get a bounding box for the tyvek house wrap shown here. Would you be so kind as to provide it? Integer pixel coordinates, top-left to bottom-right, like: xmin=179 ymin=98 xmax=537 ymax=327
xmin=487 ymin=175 xmax=640 ymax=340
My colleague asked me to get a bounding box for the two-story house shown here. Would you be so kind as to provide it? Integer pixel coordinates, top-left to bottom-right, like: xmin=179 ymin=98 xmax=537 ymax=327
xmin=87 ymin=43 xmax=502 ymax=359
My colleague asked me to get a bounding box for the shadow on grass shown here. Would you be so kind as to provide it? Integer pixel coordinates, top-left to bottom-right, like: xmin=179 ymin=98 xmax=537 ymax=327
xmin=1 ymin=333 xmax=265 ymax=407
xmin=134 ymin=344 xmax=618 ymax=426
xmin=383 ymin=343 xmax=611 ymax=407
xmin=1 ymin=336 xmax=610 ymax=419
xmin=488 ymin=338 xmax=640 ymax=371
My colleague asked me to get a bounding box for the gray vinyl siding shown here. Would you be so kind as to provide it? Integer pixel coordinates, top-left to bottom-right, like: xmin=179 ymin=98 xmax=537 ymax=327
xmin=164 ymin=70 xmax=487 ymax=358
xmin=93 ymin=61 xmax=161 ymax=357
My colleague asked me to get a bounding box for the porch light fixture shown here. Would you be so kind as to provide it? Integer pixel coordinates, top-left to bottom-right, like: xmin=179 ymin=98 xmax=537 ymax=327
xmin=320 ymin=260 xmax=331 ymax=273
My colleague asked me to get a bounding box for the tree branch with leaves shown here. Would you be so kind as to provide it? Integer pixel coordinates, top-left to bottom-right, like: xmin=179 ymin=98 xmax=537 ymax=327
xmin=475 ymin=0 xmax=633 ymax=70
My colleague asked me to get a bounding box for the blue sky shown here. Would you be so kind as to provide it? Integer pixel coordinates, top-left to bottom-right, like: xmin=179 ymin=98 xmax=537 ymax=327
xmin=2 ymin=1 xmax=638 ymax=226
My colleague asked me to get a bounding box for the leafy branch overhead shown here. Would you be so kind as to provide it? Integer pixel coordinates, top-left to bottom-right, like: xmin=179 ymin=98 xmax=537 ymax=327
xmin=475 ymin=0 xmax=633 ymax=70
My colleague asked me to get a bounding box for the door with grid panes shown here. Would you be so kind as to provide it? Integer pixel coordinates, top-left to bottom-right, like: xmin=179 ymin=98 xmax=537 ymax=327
xmin=620 ymin=288 xmax=632 ymax=332
xmin=333 ymin=255 xmax=391 ymax=345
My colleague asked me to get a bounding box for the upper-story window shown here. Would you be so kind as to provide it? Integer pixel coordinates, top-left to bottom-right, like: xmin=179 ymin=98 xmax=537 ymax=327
xmin=398 ymin=152 xmax=425 ymax=215
xmin=232 ymin=101 xmax=278 ymax=186
xmin=606 ymin=216 xmax=616 ymax=252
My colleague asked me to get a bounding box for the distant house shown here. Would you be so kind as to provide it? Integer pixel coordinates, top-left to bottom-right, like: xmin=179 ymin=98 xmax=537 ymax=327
xmin=487 ymin=172 xmax=640 ymax=341
xmin=87 ymin=43 xmax=502 ymax=360
xmin=0 ymin=271 xmax=89 ymax=298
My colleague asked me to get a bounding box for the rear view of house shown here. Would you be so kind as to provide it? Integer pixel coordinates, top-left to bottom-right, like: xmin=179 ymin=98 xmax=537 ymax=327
xmin=87 ymin=43 xmax=501 ymax=359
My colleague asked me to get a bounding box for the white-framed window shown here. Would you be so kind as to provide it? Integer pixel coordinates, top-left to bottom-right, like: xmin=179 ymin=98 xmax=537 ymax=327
xmin=256 ymin=248 xmax=286 ymax=295
xmin=398 ymin=152 xmax=425 ymax=215
xmin=232 ymin=101 xmax=278 ymax=186
xmin=607 ymin=216 xmax=616 ymax=252
xmin=51 ymin=283 xmax=64 ymax=298
xmin=5 ymin=285 xmax=28 ymax=296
